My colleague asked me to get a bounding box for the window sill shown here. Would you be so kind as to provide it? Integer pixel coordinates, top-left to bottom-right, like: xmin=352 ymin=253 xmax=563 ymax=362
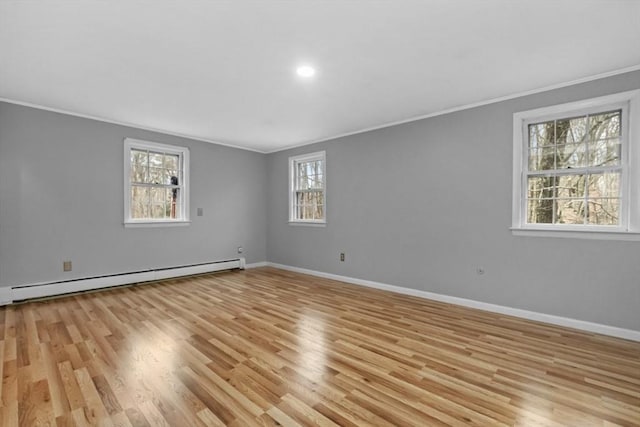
xmin=288 ymin=221 xmax=326 ymax=227
xmin=511 ymin=227 xmax=640 ymax=241
xmin=124 ymin=220 xmax=191 ymax=228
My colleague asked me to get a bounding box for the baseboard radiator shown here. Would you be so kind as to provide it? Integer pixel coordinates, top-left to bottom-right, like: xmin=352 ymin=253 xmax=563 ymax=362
xmin=8 ymin=257 xmax=245 ymax=303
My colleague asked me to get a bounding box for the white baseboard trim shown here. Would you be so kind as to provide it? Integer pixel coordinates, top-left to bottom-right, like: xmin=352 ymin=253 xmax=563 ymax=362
xmin=0 ymin=287 xmax=13 ymax=305
xmin=8 ymin=258 xmax=244 ymax=303
xmin=266 ymin=262 xmax=640 ymax=342
xmin=245 ymin=261 xmax=269 ymax=269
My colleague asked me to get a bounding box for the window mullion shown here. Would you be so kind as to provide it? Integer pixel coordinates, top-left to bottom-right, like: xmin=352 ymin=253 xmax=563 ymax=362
xmin=527 ymin=165 xmax=622 ymax=176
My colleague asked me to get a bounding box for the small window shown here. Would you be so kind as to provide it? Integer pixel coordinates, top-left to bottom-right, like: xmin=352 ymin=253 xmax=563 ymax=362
xmin=512 ymin=90 xmax=640 ymax=238
xmin=289 ymin=151 xmax=326 ymax=224
xmin=124 ymin=138 xmax=189 ymax=226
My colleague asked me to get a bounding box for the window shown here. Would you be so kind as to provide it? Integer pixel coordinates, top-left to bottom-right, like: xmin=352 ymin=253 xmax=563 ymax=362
xmin=512 ymin=90 xmax=640 ymax=238
xmin=289 ymin=151 xmax=326 ymax=224
xmin=124 ymin=138 xmax=189 ymax=226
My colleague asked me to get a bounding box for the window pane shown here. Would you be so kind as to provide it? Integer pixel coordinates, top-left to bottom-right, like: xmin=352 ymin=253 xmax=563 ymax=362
xmin=527 ymin=198 xmax=553 ymax=223
xmin=164 ymin=154 xmax=179 ymax=170
xmin=557 ymin=174 xmax=586 ymax=198
xmin=166 ymin=170 xmax=179 ymax=185
xmin=587 ymin=172 xmax=620 ymax=198
xmin=528 ymin=147 xmax=555 ymax=171
xmin=148 ymin=152 xmax=164 ymax=168
xmin=150 ymin=187 xmax=170 ymax=219
xmin=297 ymin=162 xmax=306 ymax=179
xmin=307 ymin=176 xmax=320 ymax=189
xmin=589 ymin=139 xmax=620 ymax=167
xmin=130 ymin=150 xmax=148 ymax=183
xmin=307 ymin=191 xmax=316 ymax=204
xmin=296 ymin=204 xmax=312 ymax=220
xmin=148 ymin=167 xmax=165 ymax=185
xmin=294 ymin=190 xmax=324 ymax=220
xmin=587 ymin=198 xmax=619 ymax=225
xmin=295 ymin=159 xmax=325 ymax=193
xmin=301 ymin=176 xmax=312 ymax=190
xmin=556 ymin=116 xmax=587 ymax=144
xmin=528 ymin=123 xmax=554 ymax=148
xmin=527 ymin=176 xmax=555 ymax=199
xmin=555 ymin=199 xmax=585 ymax=224
xmin=130 ymin=162 xmax=147 ymax=184
xmin=130 ymin=186 xmax=149 ymax=219
xmin=131 ymin=150 xmax=148 ymax=166
xmin=589 ymin=111 xmax=621 ymax=140
xmin=169 ymin=188 xmax=179 ymax=219
xmin=556 ymin=143 xmax=587 ymax=169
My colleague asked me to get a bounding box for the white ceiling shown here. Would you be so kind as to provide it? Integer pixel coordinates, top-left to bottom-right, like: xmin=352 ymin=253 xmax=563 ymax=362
xmin=1 ymin=1 xmax=639 ymax=153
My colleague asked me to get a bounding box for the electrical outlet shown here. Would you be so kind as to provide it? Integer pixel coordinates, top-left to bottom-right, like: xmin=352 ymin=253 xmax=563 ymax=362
xmin=340 ymin=252 xmax=345 ymax=262
xmin=197 ymin=207 xmax=204 ymax=216
xmin=63 ymin=261 xmax=72 ymax=272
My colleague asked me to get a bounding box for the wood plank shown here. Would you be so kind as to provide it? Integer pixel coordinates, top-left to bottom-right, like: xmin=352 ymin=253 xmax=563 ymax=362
xmin=0 ymin=267 xmax=637 ymax=426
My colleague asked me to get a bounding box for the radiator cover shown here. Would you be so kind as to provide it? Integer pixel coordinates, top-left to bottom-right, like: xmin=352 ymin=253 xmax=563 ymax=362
xmin=6 ymin=258 xmax=244 ymax=303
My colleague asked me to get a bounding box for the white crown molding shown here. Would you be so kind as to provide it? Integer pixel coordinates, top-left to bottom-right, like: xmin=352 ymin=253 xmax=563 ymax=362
xmin=267 ymin=64 xmax=640 ymax=153
xmin=266 ymin=262 xmax=640 ymax=342
xmin=0 ymin=97 xmax=266 ymax=154
xmin=2 ymin=64 xmax=639 ymax=154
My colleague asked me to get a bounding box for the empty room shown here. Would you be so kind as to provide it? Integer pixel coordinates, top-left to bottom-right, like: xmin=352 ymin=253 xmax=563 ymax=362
xmin=1 ymin=1 xmax=639 ymax=426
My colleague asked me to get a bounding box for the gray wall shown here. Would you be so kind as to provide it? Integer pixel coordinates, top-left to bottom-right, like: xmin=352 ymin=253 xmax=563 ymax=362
xmin=267 ymin=70 xmax=640 ymax=331
xmin=0 ymin=103 xmax=266 ymax=288
xmin=2 ymin=71 xmax=638 ymax=331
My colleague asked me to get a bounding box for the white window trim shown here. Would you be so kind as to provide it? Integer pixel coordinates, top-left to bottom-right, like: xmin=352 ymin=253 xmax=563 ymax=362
xmin=124 ymin=138 xmax=190 ymax=227
xmin=512 ymin=90 xmax=640 ymax=240
xmin=289 ymin=151 xmax=326 ymax=225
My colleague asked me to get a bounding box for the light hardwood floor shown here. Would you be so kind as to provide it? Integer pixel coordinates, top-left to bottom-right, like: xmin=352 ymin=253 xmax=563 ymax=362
xmin=1 ymin=267 xmax=639 ymax=426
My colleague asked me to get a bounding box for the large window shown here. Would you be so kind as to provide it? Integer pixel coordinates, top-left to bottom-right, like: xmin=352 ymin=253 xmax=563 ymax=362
xmin=124 ymin=138 xmax=189 ymax=226
xmin=289 ymin=151 xmax=326 ymax=224
xmin=512 ymin=90 xmax=640 ymax=238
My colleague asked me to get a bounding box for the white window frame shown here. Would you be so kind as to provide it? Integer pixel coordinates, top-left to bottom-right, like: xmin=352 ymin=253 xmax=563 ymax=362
xmin=512 ymin=89 xmax=640 ymax=240
xmin=124 ymin=138 xmax=190 ymax=227
xmin=289 ymin=151 xmax=326 ymax=225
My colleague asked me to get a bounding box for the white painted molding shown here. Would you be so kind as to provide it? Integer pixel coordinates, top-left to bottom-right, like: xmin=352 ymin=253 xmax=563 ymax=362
xmin=0 ymin=98 xmax=265 ymax=153
xmin=0 ymin=288 xmax=13 ymax=305
xmin=245 ymin=261 xmax=268 ymax=269
xmin=268 ymin=64 xmax=640 ymax=153
xmin=266 ymin=262 xmax=640 ymax=342
xmin=2 ymin=65 xmax=639 ymax=155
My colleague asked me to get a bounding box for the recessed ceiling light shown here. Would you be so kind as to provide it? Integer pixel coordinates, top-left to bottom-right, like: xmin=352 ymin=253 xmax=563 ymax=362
xmin=296 ymin=65 xmax=316 ymax=78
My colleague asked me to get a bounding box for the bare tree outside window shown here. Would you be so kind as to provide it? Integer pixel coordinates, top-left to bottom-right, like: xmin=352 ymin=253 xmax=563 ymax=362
xmin=526 ymin=110 xmax=621 ymax=226
xmin=289 ymin=151 xmax=325 ymax=223
xmin=130 ymin=149 xmax=181 ymax=219
xmin=124 ymin=138 xmax=188 ymax=225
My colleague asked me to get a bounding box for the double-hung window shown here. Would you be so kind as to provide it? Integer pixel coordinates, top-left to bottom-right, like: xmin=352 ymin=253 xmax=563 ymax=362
xmin=512 ymin=90 xmax=640 ymax=238
xmin=289 ymin=151 xmax=326 ymax=224
xmin=124 ymin=138 xmax=190 ymax=226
